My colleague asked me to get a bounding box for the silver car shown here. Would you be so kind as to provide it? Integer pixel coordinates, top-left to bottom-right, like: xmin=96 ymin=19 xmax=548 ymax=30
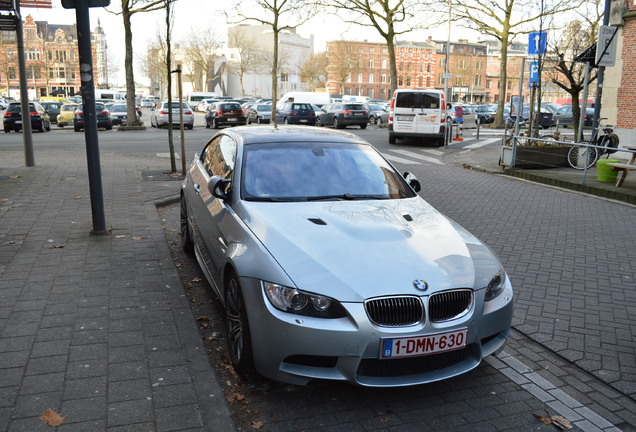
xmin=150 ymin=100 xmax=194 ymax=129
xmin=180 ymin=126 xmax=513 ymax=387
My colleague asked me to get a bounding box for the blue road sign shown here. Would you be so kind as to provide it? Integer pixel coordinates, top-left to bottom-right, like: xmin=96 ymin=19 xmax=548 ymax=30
xmin=529 ymin=61 xmax=540 ymax=86
xmin=528 ymin=32 xmax=547 ymax=55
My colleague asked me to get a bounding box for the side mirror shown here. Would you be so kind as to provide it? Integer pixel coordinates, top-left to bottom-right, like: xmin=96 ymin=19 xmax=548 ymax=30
xmin=403 ymin=172 xmax=421 ymax=192
xmin=208 ymin=175 xmax=231 ymax=200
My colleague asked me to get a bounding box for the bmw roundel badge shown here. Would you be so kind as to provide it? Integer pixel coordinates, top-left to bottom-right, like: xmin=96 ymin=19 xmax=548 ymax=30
xmin=413 ymin=280 xmax=428 ymax=291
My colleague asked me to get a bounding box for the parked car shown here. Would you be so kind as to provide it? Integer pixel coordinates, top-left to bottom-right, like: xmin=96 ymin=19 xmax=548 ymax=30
xmin=3 ymin=101 xmax=51 ymax=132
xmin=141 ymin=98 xmax=156 ymax=108
xmin=373 ymin=106 xmax=390 ymax=125
xmin=150 ymin=100 xmax=194 ymax=129
xmin=39 ymin=101 xmax=63 ymax=124
xmin=74 ymin=102 xmax=113 ymax=131
xmin=0 ymin=98 xmax=8 ymax=110
xmin=366 ymin=103 xmax=388 ymax=124
xmin=473 ymin=105 xmax=497 ymax=124
xmin=275 ymin=102 xmax=317 ymax=125
xmin=316 ymin=102 xmax=369 ymax=129
xmin=506 ymin=105 xmax=554 ymax=129
xmin=180 ymin=125 xmax=514 ymax=386
xmin=245 ymin=103 xmax=272 ymax=124
xmin=196 ymin=98 xmax=219 ymax=112
xmin=553 ymin=105 xmax=594 ymax=127
xmin=205 ymin=101 xmax=246 ymax=129
xmin=57 ymin=103 xmax=79 ymax=127
xmin=109 ymin=103 xmax=136 ymax=126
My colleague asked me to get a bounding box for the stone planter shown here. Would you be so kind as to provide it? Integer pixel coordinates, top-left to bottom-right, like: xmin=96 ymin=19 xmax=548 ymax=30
xmin=501 ymin=145 xmax=570 ymax=169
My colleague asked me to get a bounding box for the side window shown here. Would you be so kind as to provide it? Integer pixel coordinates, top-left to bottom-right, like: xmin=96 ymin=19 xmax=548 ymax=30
xmin=201 ymin=135 xmax=236 ymax=180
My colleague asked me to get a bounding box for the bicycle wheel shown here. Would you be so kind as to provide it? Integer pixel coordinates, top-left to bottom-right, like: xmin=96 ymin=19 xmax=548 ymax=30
xmin=598 ymin=133 xmax=620 ymax=156
xmin=567 ymin=145 xmax=598 ymax=170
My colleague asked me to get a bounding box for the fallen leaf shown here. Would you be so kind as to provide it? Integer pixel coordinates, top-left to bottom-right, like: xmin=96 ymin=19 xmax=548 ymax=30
xmin=533 ymin=411 xmax=572 ymax=430
xmin=380 ymin=417 xmax=389 ymax=423
xmin=192 ymin=277 xmax=203 ymax=283
xmin=10 ymin=175 xmax=22 ymax=179
xmin=115 ymin=235 xmax=126 ymax=239
xmin=40 ymin=408 xmax=66 ymax=426
xmin=73 ymin=196 xmax=82 ymax=199
xmin=251 ymin=421 xmax=264 ymax=429
xmin=183 ymin=282 xmax=192 ymax=289
xmin=196 ymin=316 xmax=209 ymax=321
xmin=132 ymin=235 xmax=145 ymax=240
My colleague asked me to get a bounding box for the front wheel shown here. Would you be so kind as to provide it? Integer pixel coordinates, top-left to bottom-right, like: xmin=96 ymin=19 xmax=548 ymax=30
xmin=225 ymin=273 xmax=255 ymax=378
xmin=376 ymin=117 xmax=383 ymax=125
xmin=360 ymin=123 xmax=367 ymax=130
xmin=567 ymin=145 xmax=598 ymax=170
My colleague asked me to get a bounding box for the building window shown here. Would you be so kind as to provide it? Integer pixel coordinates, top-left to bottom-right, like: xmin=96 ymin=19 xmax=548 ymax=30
xmin=7 ymin=48 xmax=14 ymax=61
xmin=486 ymin=80 xmax=491 ymax=89
xmin=381 ymin=74 xmax=387 ymax=83
xmin=406 ymin=77 xmax=411 ymax=86
xmin=369 ymin=47 xmax=375 ymax=54
xmin=55 ymin=50 xmax=67 ymax=62
xmin=475 ymin=60 xmax=482 ymax=70
xmin=368 ymin=73 xmax=374 ymax=83
xmin=382 ymin=47 xmax=387 ymax=55
xmin=381 ymin=59 xmax=387 ymax=68
xmin=457 ymin=59 xmax=467 ymax=68
xmin=357 ymin=73 xmax=362 ymax=83
xmin=439 ymin=58 xmax=446 ymax=68
xmin=419 ymin=76 xmax=423 ymax=87
xmin=9 ymin=67 xmax=16 ymax=79
xmin=26 ymin=49 xmax=40 ymax=60
xmin=358 ymin=48 xmax=363 ymax=54
xmin=369 ymin=59 xmax=374 ymax=68
xmin=474 ymin=75 xmax=482 ymax=86
xmin=427 ymin=77 xmax=432 ymax=87
xmin=438 ymin=74 xmax=445 ymax=85
xmin=27 ymin=29 xmax=35 ymax=41
xmin=427 ymin=63 xmax=431 ymax=72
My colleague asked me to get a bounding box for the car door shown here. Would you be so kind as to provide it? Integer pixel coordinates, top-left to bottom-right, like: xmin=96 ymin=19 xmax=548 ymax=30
xmin=317 ymin=103 xmax=332 ymax=125
xmin=187 ymin=134 xmax=237 ymax=294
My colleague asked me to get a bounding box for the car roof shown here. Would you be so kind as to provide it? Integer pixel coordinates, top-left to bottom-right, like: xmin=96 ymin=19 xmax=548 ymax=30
xmin=220 ymin=125 xmax=370 ymax=147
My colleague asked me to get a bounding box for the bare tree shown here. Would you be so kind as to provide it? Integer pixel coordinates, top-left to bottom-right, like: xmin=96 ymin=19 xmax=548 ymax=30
xmin=179 ymin=27 xmax=223 ymax=92
xmin=299 ymin=52 xmax=328 ymax=92
xmin=319 ymin=0 xmax=429 ymax=94
xmin=141 ymin=35 xmax=167 ymax=96
xmin=547 ymin=1 xmax=601 ymax=137
xmin=111 ymin=0 xmax=173 ymax=128
xmin=452 ymin=0 xmax=582 ymax=127
xmin=326 ymin=41 xmax=364 ymax=94
xmin=230 ymin=0 xmax=317 ymax=119
xmin=227 ymin=27 xmax=262 ymax=97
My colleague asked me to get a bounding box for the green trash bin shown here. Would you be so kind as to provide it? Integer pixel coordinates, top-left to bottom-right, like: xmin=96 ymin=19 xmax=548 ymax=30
xmin=596 ymin=159 xmax=620 ymax=183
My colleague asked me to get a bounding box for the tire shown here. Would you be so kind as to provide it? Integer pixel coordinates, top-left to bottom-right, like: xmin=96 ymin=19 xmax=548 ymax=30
xmin=567 ymin=144 xmax=598 ymax=170
xmin=334 ymin=117 xmax=340 ymax=129
xmin=212 ymin=119 xmax=218 ymax=129
xmin=316 ymin=117 xmax=322 ymax=127
xmin=74 ymin=127 xmax=80 ymax=132
xmin=205 ymin=120 xmax=210 ymax=129
xmin=360 ymin=123 xmax=367 ymax=130
xmin=225 ymin=272 xmax=255 ymax=377
xmin=38 ymin=123 xmax=44 ymax=132
xmin=599 ymin=133 xmax=619 ymax=155
xmin=4 ymin=128 xmax=9 ymax=133
xmin=46 ymin=122 xmax=51 ymax=132
xmin=246 ymin=117 xmax=250 ymax=125
xmin=369 ymin=115 xmax=376 ymax=124
xmin=376 ymin=117 xmax=383 ymax=125
xmin=180 ymin=195 xmax=194 ymax=255
xmin=106 ymin=125 xmax=113 ymax=130
xmin=187 ymin=124 xmax=193 ymax=130
xmin=284 ymin=117 xmax=289 ymax=125
xmin=388 ymin=133 xmax=396 ymax=144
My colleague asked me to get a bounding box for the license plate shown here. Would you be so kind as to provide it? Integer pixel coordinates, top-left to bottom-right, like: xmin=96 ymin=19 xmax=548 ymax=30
xmin=381 ymin=328 xmax=467 ymax=359
xmin=354 ymin=113 xmax=363 ymax=116
xmin=396 ymin=115 xmax=414 ymax=122
xmin=299 ymin=119 xmax=307 ymax=123
xmin=15 ymin=120 xmax=22 ymax=124
xmin=228 ymin=118 xmax=237 ymax=122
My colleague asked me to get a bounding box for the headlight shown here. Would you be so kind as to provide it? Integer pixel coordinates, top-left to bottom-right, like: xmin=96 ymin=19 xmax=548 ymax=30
xmin=263 ymin=282 xmax=348 ymax=318
xmin=485 ymin=269 xmax=506 ymax=302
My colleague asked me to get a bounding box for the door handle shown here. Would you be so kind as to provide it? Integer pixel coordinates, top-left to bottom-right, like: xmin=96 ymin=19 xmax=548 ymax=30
xmin=194 ymin=184 xmax=201 ymax=194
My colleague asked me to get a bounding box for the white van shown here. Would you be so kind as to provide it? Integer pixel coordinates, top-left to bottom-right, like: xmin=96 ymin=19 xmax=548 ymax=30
xmin=278 ymin=91 xmax=330 ymax=107
xmin=388 ymin=89 xmax=449 ymax=146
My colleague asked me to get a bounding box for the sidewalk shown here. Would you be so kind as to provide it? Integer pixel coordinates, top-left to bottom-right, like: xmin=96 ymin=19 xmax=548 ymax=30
xmin=0 ymin=150 xmax=235 ymax=432
xmin=445 ymin=140 xmax=636 ymax=205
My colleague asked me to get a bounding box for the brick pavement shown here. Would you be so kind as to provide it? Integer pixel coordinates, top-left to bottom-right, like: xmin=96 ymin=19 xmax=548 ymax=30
xmin=0 ymin=149 xmax=234 ymax=431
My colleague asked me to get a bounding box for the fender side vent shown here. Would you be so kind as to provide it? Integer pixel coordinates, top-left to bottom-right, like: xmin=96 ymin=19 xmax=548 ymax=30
xmin=308 ymin=218 xmax=327 ymax=225
xmin=403 ymin=214 xmax=413 ymax=221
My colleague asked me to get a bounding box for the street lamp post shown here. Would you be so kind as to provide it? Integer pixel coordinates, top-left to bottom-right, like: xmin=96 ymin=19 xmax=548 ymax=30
xmin=171 ymin=65 xmax=186 ymax=175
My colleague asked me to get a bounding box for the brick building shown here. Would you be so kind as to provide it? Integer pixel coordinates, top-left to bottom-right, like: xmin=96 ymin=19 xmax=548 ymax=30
xmin=0 ymin=15 xmax=102 ymax=100
xmin=604 ymin=0 xmax=636 ymax=144
xmin=429 ymin=38 xmax=488 ymax=103
xmin=325 ymin=39 xmax=436 ymax=101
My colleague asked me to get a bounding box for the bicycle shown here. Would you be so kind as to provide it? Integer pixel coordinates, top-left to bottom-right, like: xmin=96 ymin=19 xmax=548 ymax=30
xmin=567 ymin=119 xmax=619 ymax=170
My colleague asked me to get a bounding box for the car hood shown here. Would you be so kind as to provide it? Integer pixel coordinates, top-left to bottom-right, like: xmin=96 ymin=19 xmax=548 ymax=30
xmin=238 ymin=198 xmax=501 ymax=302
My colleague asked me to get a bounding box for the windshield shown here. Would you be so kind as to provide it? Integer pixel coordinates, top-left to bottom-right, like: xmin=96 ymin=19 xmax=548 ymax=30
xmin=241 ymin=142 xmax=414 ymax=201
xmin=395 ymin=92 xmax=439 ymax=109
xmin=111 ymin=105 xmax=126 ymax=112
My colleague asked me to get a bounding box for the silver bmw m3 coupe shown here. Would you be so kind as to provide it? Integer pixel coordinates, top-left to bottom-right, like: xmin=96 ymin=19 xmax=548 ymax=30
xmin=180 ymin=125 xmax=513 ymax=387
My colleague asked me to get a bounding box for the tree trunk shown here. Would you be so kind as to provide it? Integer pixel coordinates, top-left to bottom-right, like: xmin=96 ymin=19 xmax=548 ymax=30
xmin=123 ymin=8 xmax=142 ymax=127
xmin=386 ymin=29 xmax=397 ymax=95
xmin=494 ymin=29 xmax=510 ymax=128
xmin=271 ymin=28 xmax=278 ymax=123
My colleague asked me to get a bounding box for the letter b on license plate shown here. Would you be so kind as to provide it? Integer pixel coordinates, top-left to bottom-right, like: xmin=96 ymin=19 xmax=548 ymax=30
xmin=381 ymin=328 xmax=467 ymax=359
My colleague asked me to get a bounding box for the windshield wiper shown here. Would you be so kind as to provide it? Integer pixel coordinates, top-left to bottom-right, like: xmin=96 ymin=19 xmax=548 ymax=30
xmin=307 ymin=194 xmax=389 ymax=201
xmin=244 ymin=196 xmax=302 ymax=202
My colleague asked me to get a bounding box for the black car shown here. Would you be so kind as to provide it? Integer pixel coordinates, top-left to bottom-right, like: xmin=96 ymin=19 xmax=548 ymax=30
xmin=316 ymin=102 xmax=369 ymax=129
xmin=74 ymin=102 xmax=113 ymax=131
xmin=473 ymin=105 xmax=497 ymax=124
xmin=553 ymin=106 xmax=594 ymax=127
xmin=275 ymin=102 xmax=316 ymax=125
xmin=205 ymin=102 xmax=246 ymax=129
xmin=3 ymin=102 xmax=51 ymax=133
xmin=39 ymin=101 xmax=63 ymax=124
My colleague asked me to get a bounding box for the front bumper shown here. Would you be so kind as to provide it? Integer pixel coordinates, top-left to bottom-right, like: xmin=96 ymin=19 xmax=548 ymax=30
xmin=240 ymin=277 xmax=513 ymax=387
